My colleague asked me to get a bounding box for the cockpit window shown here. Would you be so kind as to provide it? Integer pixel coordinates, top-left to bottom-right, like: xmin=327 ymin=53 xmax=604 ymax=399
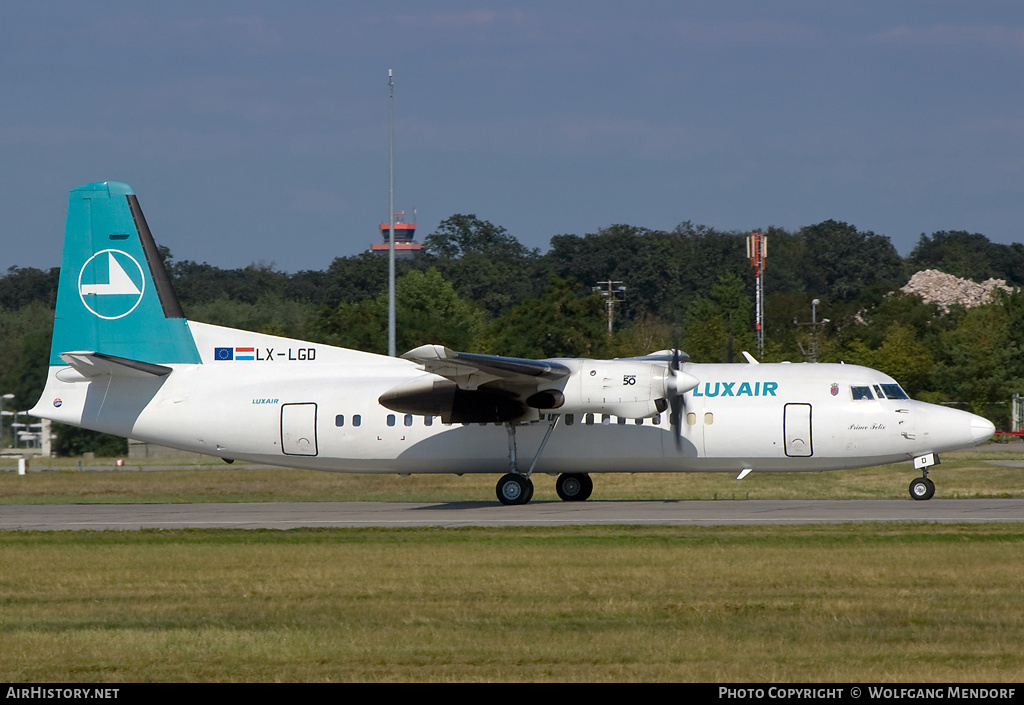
xmin=872 ymin=383 xmax=910 ymax=400
xmin=878 ymin=384 xmax=909 ymax=400
xmin=851 ymin=386 xmax=874 ymax=400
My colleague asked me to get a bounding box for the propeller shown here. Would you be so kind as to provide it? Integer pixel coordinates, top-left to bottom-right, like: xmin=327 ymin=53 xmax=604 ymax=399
xmin=664 ymin=345 xmax=699 ymax=450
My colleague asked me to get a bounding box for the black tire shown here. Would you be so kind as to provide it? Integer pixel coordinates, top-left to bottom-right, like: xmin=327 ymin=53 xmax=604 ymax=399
xmin=496 ymin=473 xmax=531 ymax=505
xmin=909 ymin=476 xmax=935 ymax=501
xmin=556 ymin=473 xmax=593 ymax=502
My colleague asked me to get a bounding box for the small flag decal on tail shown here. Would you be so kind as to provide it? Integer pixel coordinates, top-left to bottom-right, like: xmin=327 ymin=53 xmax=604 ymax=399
xmin=214 ymin=347 xmax=255 ymax=361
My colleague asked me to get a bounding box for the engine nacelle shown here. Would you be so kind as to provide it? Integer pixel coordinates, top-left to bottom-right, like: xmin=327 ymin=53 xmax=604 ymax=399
xmin=536 ymin=359 xmax=679 ymax=419
xmin=379 ymin=376 xmax=524 ymax=424
xmin=380 ymin=359 xmax=698 ymax=424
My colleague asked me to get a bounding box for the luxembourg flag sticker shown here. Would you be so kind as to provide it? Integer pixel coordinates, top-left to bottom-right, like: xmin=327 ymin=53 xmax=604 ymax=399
xmin=214 ymin=347 xmax=255 ymax=361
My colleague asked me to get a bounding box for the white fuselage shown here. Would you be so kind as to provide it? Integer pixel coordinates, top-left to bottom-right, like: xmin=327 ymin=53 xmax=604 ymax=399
xmin=33 ymin=323 xmax=993 ymax=476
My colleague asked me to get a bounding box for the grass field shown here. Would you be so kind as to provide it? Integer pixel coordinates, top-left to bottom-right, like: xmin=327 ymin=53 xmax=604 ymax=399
xmin=0 ymin=447 xmax=1022 ymax=682
xmin=0 ymin=525 xmax=1022 ymax=682
xmin=1 ymin=445 xmax=1022 ymax=504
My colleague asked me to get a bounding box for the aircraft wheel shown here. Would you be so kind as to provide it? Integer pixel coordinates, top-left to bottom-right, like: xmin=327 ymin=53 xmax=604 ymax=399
xmin=556 ymin=473 xmax=593 ymax=502
xmin=496 ymin=473 xmax=532 ymax=505
xmin=909 ymin=476 xmax=935 ymax=501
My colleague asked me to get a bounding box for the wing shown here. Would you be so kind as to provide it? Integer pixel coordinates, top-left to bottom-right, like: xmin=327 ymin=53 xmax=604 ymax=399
xmin=378 ymin=345 xmax=570 ymax=424
xmin=380 ymin=344 xmax=696 ymax=425
xmin=400 ymin=344 xmax=570 ymax=389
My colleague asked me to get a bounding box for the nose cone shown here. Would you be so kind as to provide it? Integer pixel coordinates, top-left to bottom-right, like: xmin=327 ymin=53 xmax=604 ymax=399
xmin=920 ymin=404 xmax=996 ymax=453
xmin=970 ymin=415 xmax=996 ymax=445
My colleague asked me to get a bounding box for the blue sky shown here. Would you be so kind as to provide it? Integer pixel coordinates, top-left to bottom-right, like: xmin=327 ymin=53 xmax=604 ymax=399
xmin=2 ymin=2 xmax=1023 ymax=273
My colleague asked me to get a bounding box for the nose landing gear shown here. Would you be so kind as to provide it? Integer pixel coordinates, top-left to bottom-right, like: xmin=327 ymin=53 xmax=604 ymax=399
xmin=909 ymin=453 xmax=938 ymax=500
xmin=909 ymin=475 xmax=935 ymax=501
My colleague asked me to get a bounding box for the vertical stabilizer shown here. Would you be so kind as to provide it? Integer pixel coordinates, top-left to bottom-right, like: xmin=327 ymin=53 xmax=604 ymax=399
xmin=49 ymin=181 xmax=200 ymax=365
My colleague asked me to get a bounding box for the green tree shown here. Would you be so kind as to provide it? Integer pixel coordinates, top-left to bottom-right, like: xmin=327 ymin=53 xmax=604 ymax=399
xmin=52 ymin=425 xmax=127 ymax=457
xmin=309 ymin=269 xmax=484 ymax=355
xmin=905 ymin=230 xmax=1024 ymax=284
xmin=933 ymin=303 xmax=1018 ymax=418
xmin=797 ymin=220 xmax=903 ymax=304
xmin=839 ymin=323 xmax=936 ymax=396
xmin=424 ymin=214 xmax=542 ymax=316
xmin=0 ymin=266 xmax=59 ymax=309
xmin=482 ymin=277 xmax=609 ymax=359
xmin=680 ymin=273 xmax=756 ymax=363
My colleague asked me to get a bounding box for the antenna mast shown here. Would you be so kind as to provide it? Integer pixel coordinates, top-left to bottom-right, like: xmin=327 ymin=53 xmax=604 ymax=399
xmin=746 ymin=231 xmax=767 ymax=357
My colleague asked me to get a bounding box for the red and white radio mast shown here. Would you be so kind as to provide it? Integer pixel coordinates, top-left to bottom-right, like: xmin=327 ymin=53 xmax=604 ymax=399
xmin=746 ymin=231 xmax=767 ymax=358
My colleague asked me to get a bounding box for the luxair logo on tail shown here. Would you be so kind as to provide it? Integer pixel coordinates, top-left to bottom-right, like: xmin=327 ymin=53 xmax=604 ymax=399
xmin=78 ymin=250 xmax=146 ymax=320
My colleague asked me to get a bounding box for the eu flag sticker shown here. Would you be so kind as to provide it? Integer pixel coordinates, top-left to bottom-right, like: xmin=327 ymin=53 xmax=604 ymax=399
xmin=214 ymin=347 xmax=234 ymax=361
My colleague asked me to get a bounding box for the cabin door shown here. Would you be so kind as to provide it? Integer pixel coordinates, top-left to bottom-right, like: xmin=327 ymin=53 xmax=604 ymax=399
xmin=783 ymin=403 xmax=812 ymax=457
xmin=281 ymin=402 xmax=318 ymax=456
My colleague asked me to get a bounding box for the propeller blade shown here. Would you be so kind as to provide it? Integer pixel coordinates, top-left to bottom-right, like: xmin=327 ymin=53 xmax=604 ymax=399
xmin=664 ymin=345 xmax=697 ymax=450
xmin=670 ymin=393 xmax=683 ymax=450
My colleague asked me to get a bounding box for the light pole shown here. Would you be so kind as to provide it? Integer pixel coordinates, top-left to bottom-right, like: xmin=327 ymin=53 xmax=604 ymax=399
xmin=1 ymin=393 xmax=13 ymax=449
xmin=794 ymin=299 xmax=829 ymax=362
xmin=595 ymin=280 xmax=626 ymax=334
xmin=387 ymin=68 xmax=397 ymax=357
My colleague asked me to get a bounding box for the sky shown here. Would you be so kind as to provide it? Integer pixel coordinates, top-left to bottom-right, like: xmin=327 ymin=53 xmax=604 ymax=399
xmin=2 ymin=1 xmax=1023 ymax=274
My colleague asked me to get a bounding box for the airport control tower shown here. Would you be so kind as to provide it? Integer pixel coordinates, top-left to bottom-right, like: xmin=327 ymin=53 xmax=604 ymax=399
xmin=371 ymin=211 xmax=422 ymax=258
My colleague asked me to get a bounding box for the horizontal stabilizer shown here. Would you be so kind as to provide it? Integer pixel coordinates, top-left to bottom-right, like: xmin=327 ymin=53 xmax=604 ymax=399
xmin=59 ymin=351 xmax=173 ymax=379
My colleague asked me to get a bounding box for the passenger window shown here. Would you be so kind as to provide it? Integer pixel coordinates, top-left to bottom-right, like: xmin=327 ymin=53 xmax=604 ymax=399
xmin=353 ymin=415 xmax=361 ymax=427
xmin=335 ymin=415 xmax=345 ymax=427
xmin=424 ymin=415 xmax=433 ymax=426
xmin=565 ymin=414 xmax=574 ymax=426
xmin=404 ymin=414 xmax=413 ymax=427
xmin=652 ymin=414 xmax=661 ymax=425
xmin=617 ymin=416 xmax=626 ymax=425
xmin=387 ymin=414 xmax=396 ymax=427
xmin=704 ymin=413 xmax=714 ymax=425
xmin=634 ymin=418 xmax=643 ymax=425
xmin=686 ymin=412 xmax=697 ymax=426
xmin=602 ymin=414 xmax=611 ymax=425
xmin=851 ymin=386 xmax=874 ymax=400
xmin=585 ymin=413 xmax=594 ymax=425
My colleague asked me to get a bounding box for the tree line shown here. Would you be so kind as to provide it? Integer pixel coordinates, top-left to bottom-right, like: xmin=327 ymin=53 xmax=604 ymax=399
xmin=3 ymin=215 xmax=1024 ymax=454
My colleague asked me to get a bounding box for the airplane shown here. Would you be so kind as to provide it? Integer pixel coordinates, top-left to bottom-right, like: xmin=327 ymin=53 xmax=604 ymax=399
xmin=29 ymin=181 xmax=996 ymax=505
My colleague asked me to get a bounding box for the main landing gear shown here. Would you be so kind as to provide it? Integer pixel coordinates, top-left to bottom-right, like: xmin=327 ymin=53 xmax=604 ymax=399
xmin=496 ymin=471 xmax=593 ymax=505
xmin=496 ymin=472 xmax=534 ymax=505
xmin=555 ymin=473 xmax=593 ymax=502
xmin=495 ymin=417 xmax=594 ymax=506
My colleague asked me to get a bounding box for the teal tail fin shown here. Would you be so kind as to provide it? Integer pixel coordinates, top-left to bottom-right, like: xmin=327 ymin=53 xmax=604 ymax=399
xmin=49 ymin=181 xmax=201 ymax=365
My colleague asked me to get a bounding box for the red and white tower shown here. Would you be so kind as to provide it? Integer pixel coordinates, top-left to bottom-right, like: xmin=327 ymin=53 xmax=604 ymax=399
xmin=371 ymin=211 xmax=422 ymax=258
xmin=746 ymin=231 xmax=767 ymax=357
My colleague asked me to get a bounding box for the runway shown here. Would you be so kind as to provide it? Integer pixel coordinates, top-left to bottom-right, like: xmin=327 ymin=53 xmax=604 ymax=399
xmin=1 ymin=498 xmax=1023 ymax=530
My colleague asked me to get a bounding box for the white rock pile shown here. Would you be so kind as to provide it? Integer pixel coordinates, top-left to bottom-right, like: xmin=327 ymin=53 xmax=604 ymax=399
xmin=900 ymin=269 xmax=1013 ymax=313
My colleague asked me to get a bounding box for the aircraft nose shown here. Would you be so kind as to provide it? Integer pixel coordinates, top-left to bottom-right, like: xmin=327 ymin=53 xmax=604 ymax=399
xmin=971 ymin=415 xmax=996 ymax=444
